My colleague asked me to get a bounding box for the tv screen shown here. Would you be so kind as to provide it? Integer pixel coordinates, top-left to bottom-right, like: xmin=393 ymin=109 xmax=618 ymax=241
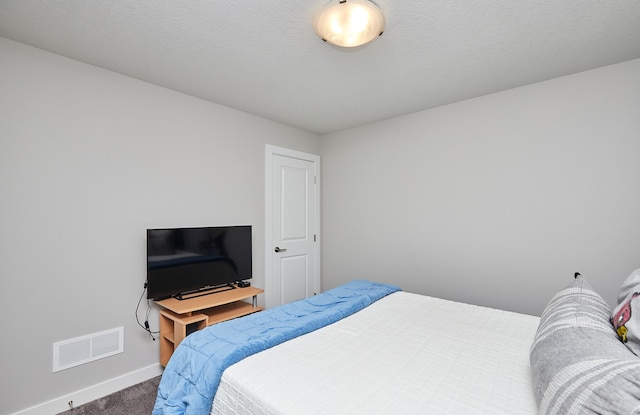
xmin=146 ymin=225 xmax=252 ymax=300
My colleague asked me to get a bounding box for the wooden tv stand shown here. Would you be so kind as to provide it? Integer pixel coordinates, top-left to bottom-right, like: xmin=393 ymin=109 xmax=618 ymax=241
xmin=155 ymin=286 xmax=264 ymax=366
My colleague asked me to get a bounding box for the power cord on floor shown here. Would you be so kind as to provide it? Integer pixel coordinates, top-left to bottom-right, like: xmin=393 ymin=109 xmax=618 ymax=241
xmin=136 ymin=281 xmax=159 ymax=341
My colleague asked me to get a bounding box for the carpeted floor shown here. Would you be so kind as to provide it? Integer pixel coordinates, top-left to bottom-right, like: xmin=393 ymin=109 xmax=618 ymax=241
xmin=56 ymin=375 xmax=161 ymax=415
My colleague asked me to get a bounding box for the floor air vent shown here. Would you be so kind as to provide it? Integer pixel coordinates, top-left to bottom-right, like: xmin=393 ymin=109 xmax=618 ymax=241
xmin=53 ymin=327 xmax=124 ymax=372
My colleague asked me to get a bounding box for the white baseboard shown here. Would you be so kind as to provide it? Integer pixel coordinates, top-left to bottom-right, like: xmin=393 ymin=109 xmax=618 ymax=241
xmin=12 ymin=363 xmax=164 ymax=415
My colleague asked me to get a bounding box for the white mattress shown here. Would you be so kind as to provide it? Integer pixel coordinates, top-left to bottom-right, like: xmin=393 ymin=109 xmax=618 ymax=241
xmin=211 ymin=291 xmax=540 ymax=415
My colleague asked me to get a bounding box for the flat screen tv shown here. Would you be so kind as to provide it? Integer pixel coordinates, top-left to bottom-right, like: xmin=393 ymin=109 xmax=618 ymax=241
xmin=146 ymin=225 xmax=252 ymax=300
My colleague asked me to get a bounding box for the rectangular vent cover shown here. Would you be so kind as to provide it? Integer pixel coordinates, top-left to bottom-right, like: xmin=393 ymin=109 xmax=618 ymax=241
xmin=53 ymin=327 xmax=124 ymax=372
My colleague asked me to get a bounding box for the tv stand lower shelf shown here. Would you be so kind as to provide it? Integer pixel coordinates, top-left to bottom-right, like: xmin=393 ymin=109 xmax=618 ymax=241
xmin=155 ymin=286 xmax=264 ymax=366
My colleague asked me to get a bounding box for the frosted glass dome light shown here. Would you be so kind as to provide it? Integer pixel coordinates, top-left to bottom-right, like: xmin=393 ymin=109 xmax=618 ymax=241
xmin=313 ymin=0 xmax=386 ymax=48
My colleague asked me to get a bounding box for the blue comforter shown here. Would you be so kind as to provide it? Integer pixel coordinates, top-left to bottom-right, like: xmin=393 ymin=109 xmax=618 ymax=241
xmin=153 ymin=280 xmax=401 ymax=415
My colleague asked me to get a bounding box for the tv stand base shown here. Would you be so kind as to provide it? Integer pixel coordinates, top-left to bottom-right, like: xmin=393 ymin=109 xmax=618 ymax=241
xmin=155 ymin=285 xmax=263 ymax=366
xmin=174 ymin=283 xmax=236 ymax=301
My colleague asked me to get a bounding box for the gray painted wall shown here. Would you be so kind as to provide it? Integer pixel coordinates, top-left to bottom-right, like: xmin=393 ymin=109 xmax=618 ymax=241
xmin=321 ymin=58 xmax=640 ymax=317
xmin=3 ymin=33 xmax=639 ymax=414
xmin=0 ymin=37 xmax=320 ymax=414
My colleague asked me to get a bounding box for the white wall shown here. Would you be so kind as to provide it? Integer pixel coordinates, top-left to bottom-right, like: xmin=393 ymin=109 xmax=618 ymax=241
xmin=0 ymin=37 xmax=320 ymax=415
xmin=321 ymin=58 xmax=640 ymax=316
xmin=3 ymin=33 xmax=639 ymax=414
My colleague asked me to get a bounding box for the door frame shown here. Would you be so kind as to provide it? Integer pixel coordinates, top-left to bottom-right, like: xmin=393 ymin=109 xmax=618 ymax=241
xmin=265 ymin=144 xmax=321 ymax=309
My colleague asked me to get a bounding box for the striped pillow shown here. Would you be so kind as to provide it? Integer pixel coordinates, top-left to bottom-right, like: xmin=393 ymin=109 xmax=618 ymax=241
xmin=530 ymin=276 xmax=640 ymax=415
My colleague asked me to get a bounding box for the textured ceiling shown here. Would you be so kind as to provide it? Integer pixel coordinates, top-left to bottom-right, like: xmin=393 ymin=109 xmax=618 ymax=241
xmin=1 ymin=1 xmax=640 ymax=135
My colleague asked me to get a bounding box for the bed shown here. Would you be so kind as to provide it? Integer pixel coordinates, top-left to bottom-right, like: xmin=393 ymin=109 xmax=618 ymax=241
xmin=210 ymin=289 xmax=539 ymax=415
xmin=153 ymin=276 xmax=640 ymax=415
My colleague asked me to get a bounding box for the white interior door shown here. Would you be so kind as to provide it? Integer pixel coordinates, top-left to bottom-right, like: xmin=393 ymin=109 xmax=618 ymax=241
xmin=265 ymin=145 xmax=320 ymax=308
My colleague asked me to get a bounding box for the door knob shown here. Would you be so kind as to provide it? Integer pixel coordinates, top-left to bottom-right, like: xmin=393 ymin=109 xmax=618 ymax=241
xmin=274 ymin=246 xmax=287 ymax=253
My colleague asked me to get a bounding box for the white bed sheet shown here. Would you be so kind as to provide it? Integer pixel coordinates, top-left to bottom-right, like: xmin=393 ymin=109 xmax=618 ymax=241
xmin=211 ymin=291 xmax=540 ymax=415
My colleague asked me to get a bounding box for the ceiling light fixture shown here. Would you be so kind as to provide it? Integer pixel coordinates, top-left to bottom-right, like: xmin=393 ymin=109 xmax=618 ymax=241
xmin=313 ymin=0 xmax=386 ymax=48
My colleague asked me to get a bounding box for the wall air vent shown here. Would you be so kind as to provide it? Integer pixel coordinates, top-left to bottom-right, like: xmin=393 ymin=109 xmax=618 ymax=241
xmin=53 ymin=327 xmax=124 ymax=372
